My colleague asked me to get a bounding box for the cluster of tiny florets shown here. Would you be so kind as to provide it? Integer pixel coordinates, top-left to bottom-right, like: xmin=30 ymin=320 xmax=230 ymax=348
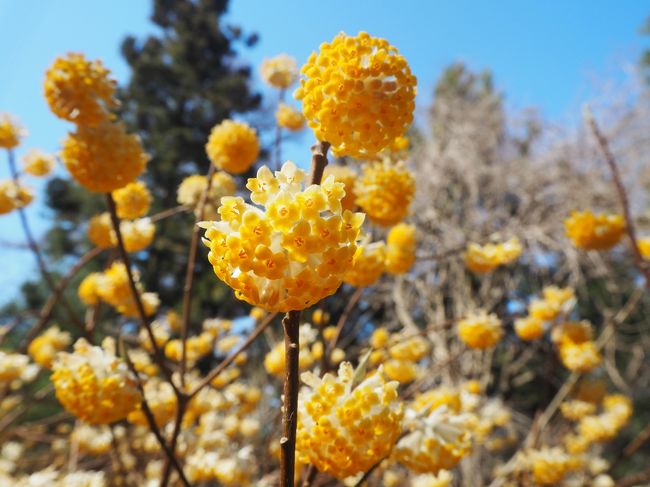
xmin=112 ymin=181 xmax=151 ymax=219
xmin=457 ymin=311 xmax=503 ymax=350
xmin=0 ymin=180 xmax=33 ymax=215
xmin=21 ymin=149 xmax=56 ymax=177
xmin=464 ymin=237 xmax=522 ymax=273
xmin=0 ymin=113 xmax=26 ymax=149
xmin=177 ymin=172 xmax=236 ymax=220
xmin=205 ymin=120 xmax=260 ymax=174
xmin=275 ymin=103 xmax=305 ymax=131
xmin=260 ymin=54 xmax=299 ymax=90
xmin=564 ymin=210 xmax=625 ymax=250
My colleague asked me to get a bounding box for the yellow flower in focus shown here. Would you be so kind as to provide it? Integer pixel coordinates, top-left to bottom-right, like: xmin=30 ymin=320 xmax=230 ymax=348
xmin=78 ymin=272 xmax=103 ymax=306
xmin=355 ymin=160 xmax=415 ymax=227
xmin=51 ymin=338 xmax=140 ymax=424
xmin=295 ymin=32 xmax=416 ymax=158
xmin=119 ymin=218 xmax=155 ymax=253
xmin=0 ymin=180 xmax=33 ymax=214
xmin=564 ymin=210 xmax=625 ymax=250
xmin=60 ymin=120 xmax=149 ymax=192
xmin=22 ymin=149 xmax=56 ymax=177
xmin=526 ymin=447 xmax=574 ymax=485
xmin=28 ymin=326 xmax=71 ymax=368
xmin=205 ymin=120 xmax=259 ymax=174
xmin=514 ymin=316 xmax=545 ymax=341
xmin=260 ymin=54 xmax=298 ymax=89
xmin=343 ymin=241 xmax=386 ymax=287
xmin=296 ymin=362 xmax=403 ymax=479
xmin=0 ymin=113 xmax=26 ymax=149
xmin=87 ymin=213 xmax=114 ymax=248
xmin=323 ymin=165 xmax=357 ymax=211
xmin=464 ymin=238 xmax=522 ymax=273
xmin=201 ymin=162 xmax=364 ymax=312
xmin=275 ymin=103 xmax=305 ymax=131
xmin=457 ymin=311 xmax=503 ymax=350
xmin=177 ymin=172 xmax=237 ymax=220
xmin=112 ymin=181 xmax=151 ymax=219
xmin=385 ymin=223 xmax=416 ymax=274
xmin=44 ymin=53 xmax=117 ymax=126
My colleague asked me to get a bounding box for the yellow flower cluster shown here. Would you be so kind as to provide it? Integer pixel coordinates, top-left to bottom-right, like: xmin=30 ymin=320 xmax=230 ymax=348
xmin=275 ymin=103 xmax=305 ymax=131
xmin=164 ymin=328 xmax=216 ymax=364
xmin=127 ymin=378 xmax=177 ymax=428
xmin=70 ymin=424 xmax=112 ymax=455
xmin=578 ymin=394 xmax=633 ymax=443
xmin=464 ymin=237 xmax=522 ymax=273
xmin=0 ymin=180 xmax=33 ymax=215
xmin=44 ymin=52 xmax=118 ymax=126
xmin=177 ymin=172 xmax=236 ymax=220
xmin=564 ymin=210 xmax=625 ymax=250
xmin=61 ymin=120 xmax=149 ymax=192
xmin=323 ymin=165 xmax=357 ymax=211
xmin=295 ymin=31 xmax=416 ymax=158
xmin=186 ymin=448 xmax=255 ymax=486
xmin=344 ymin=240 xmax=386 ymax=287
xmin=260 ymin=54 xmax=298 ymax=89
xmin=560 ymin=399 xmax=597 ymax=421
xmin=524 ymin=447 xmax=576 ymax=485
xmin=355 ymin=160 xmax=415 ymax=226
xmin=0 ymin=351 xmax=38 ymax=384
xmin=27 ymin=326 xmax=71 ymax=368
xmin=515 ymin=286 xmax=575 ymax=341
xmin=296 ymin=362 xmax=403 ymax=479
xmin=386 ymin=223 xmax=416 ymax=274
xmin=51 ymin=338 xmax=140 ymax=424
xmin=552 ymin=321 xmax=601 ymax=373
xmin=638 ymin=236 xmax=650 ymax=259
xmin=201 ymin=162 xmax=364 ymax=312
xmin=369 ymin=329 xmax=430 ymax=384
xmin=112 ymin=181 xmax=151 ymax=219
xmin=394 ymin=405 xmax=472 ymax=475
xmin=205 ymin=120 xmax=260 ymax=174
xmin=86 ymin=212 xmax=155 ymax=252
xmin=22 ymin=149 xmax=56 ymax=177
xmin=457 ymin=311 xmax=503 ymax=350
xmin=0 ymin=113 xmax=26 ymax=149
xmin=87 ymin=213 xmax=114 ymax=248
xmin=264 ymin=324 xmax=322 ymax=377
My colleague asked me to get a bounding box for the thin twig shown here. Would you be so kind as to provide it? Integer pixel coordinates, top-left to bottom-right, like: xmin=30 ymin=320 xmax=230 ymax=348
xmin=280 ymin=310 xmax=301 ymax=487
xmin=149 ymin=204 xmax=190 ymax=223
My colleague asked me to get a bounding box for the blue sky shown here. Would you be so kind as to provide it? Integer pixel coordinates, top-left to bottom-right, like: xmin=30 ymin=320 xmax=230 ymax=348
xmin=0 ymin=0 xmax=649 ymax=305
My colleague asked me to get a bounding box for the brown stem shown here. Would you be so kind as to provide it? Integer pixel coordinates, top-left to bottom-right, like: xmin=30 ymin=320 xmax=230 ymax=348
xmin=160 ymin=394 xmax=189 ymax=487
xmin=188 ymin=312 xmax=277 ymax=399
xmin=149 ymin=204 xmax=190 ymax=223
xmin=180 ymin=163 xmax=216 ymax=387
xmin=586 ymin=109 xmax=650 ymax=297
xmin=6 ymin=149 xmax=84 ymax=331
xmin=308 ymin=141 xmax=331 ymax=186
xmin=280 ymin=310 xmax=301 ymax=487
xmin=20 ymin=246 xmax=104 ymax=352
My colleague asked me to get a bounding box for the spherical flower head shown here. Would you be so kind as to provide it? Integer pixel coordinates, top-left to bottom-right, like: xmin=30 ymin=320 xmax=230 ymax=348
xmin=51 ymin=338 xmax=140 ymax=424
xmin=296 ymin=362 xmax=403 ymax=479
xmin=119 ymin=218 xmax=155 ymax=253
xmin=61 ymin=120 xmax=149 ymax=193
xmin=514 ymin=316 xmax=545 ymax=341
xmin=87 ymin=213 xmax=114 ymax=248
xmin=71 ymin=424 xmax=112 ymax=455
xmin=343 ymin=240 xmax=386 ymax=287
xmin=560 ymin=399 xmax=596 ymax=421
xmin=205 ymin=120 xmax=260 ymax=174
xmin=638 ymin=236 xmax=650 ymax=259
xmin=323 ymin=165 xmax=357 ymax=211
xmin=526 ymin=447 xmax=573 ymax=485
xmin=0 ymin=180 xmax=33 ymax=214
xmin=295 ymin=32 xmax=417 ymax=158
xmin=393 ymin=405 xmax=472 ymax=474
xmin=276 ymin=103 xmax=305 ymax=131
xmin=44 ymin=52 xmax=117 ymax=126
xmin=386 ymin=223 xmax=416 ymax=274
xmin=564 ymin=210 xmax=625 ymax=250
xmin=457 ymin=311 xmax=503 ymax=349
xmin=178 ymin=172 xmax=237 ymax=220
xmin=389 ymin=335 xmax=429 ymax=362
xmin=355 ymin=160 xmax=415 ymax=227
xmin=112 ymin=181 xmax=151 ymax=219
xmin=28 ymin=326 xmax=71 ymax=368
xmin=553 ymin=321 xmax=601 ymax=373
xmin=0 ymin=351 xmax=38 ymax=383
xmin=464 ymin=237 xmax=522 ymax=273
xmin=0 ymin=113 xmax=26 ymax=149
xmin=260 ymin=54 xmax=298 ymax=89
xmin=96 ymin=262 xmax=158 ymax=317
xmin=201 ymin=161 xmax=364 ymax=312
xmin=78 ymin=272 xmax=103 ymax=306
xmin=384 ymin=359 xmax=420 ymax=383
xmin=22 ymin=149 xmax=56 ymax=177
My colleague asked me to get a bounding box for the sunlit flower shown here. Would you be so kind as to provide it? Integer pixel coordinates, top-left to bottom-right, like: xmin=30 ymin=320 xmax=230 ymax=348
xmin=44 ymin=52 xmax=117 ymax=126
xmin=127 ymin=378 xmax=177 ymax=428
xmin=22 ymin=149 xmax=56 ymax=177
xmin=323 ymin=165 xmax=357 ymax=211
xmin=553 ymin=321 xmax=601 ymax=373
xmin=51 ymin=338 xmax=140 ymax=424
xmin=119 ymin=218 xmax=155 ymax=253
xmin=201 ymin=162 xmax=364 ymax=312
xmin=28 ymin=326 xmax=71 ymax=368
xmin=60 ymin=120 xmax=149 ymax=192
xmin=528 ymin=286 xmax=575 ymax=321
xmin=525 ymin=447 xmax=574 ymax=485
xmin=311 ymin=308 xmax=330 ymax=326
xmin=96 ymin=262 xmax=159 ymax=317
xmin=412 ymin=387 xmax=462 ymax=414
xmin=0 ymin=113 xmax=26 ymax=149
xmin=560 ymin=399 xmax=597 ymax=421
xmin=296 ymin=362 xmax=403 ymax=479
xmin=343 ymin=240 xmax=386 ymax=287
xmin=385 ymin=223 xmax=416 ymax=274
xmin=355 ymin=160 xmax=415 ymax=226
xmin=205 ymin=120 xmax=260 ymax=174
xmin=384 ymin=359 xmax=420 ymax=383
xmin=260 ymin=54 xmax=298 ymax=89
xmin=177 ymin=172 xmax=236 ymax=220
xmin=78 ymin=272 xmax=103 ymax=306
xmin=275 ymin=103 xmax=305 ymax=131
xmin=638 ymin=236 xmax=650 ymax=259
xmin=457 ymin=311 xmax=503 ymax=350
xmin=264 ymin=324 xmax=319 ymax=376
xmin=564 ymin=210 xmax=625 ymax=250
xmin=295 ymin=32 xmax=416 ymax=158
xmin=464 ymin=238 xmax=522 ymax=273
xmin=514 ymin=316 xmax=545 ymax=341
xmin=0 ymin=351 xmax=38 ymax=384
xmin=87 ymin=213 xmax=114 ymax=248
xmin=578 ymin=394 xmax=633 ymax=443
xmin=0 ymin=180 xmax=33 ymax=214
xmin=112 ymin=181 xmax=151 ymax=219
xmin=71 ymin=423 xmax=112 ymax=455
